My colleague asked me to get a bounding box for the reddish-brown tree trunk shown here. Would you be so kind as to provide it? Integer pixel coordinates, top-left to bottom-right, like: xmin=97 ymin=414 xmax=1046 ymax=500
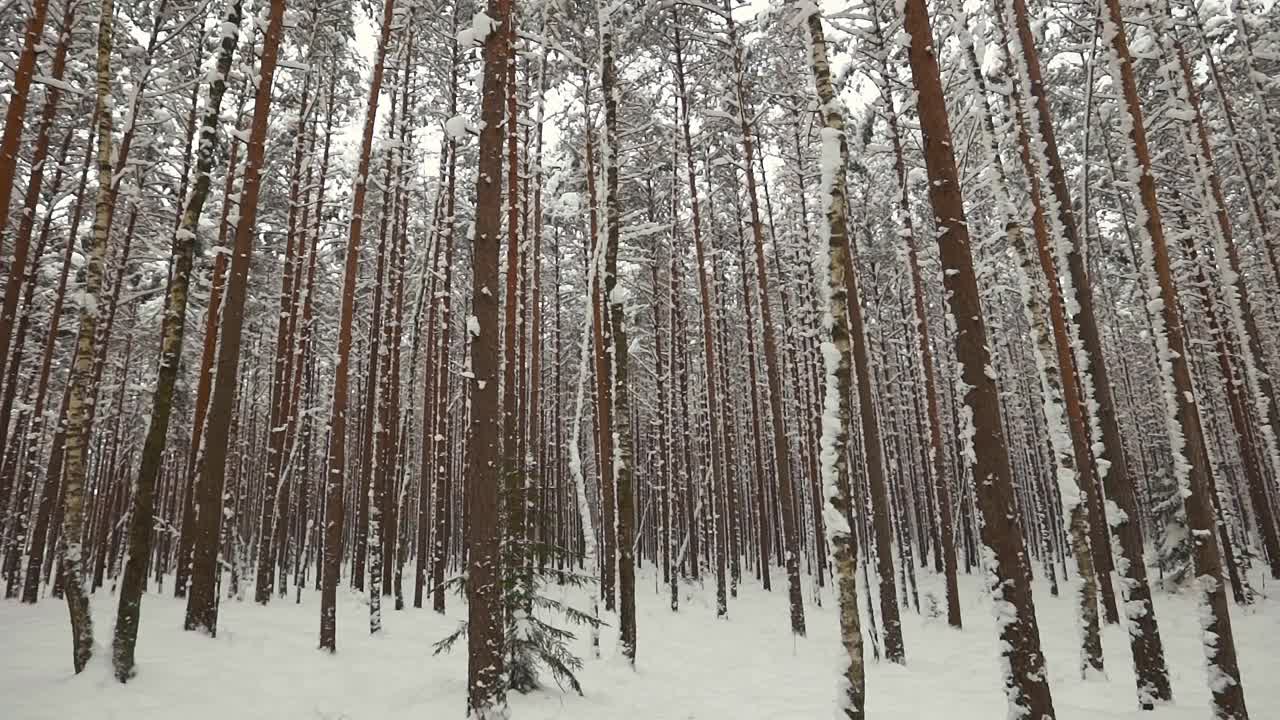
xmin=254 ymin=66 xmax=314 ymax=604
xmin=994 ymin=0 xmax=1170 ymax=700
xmin=431 ymin=120 xmax=459 ymax=615
xmin=1099 ymin=1 xmax=1248 ymax=714
xmin=0 ymin=0 xmax=51 ymax=270
xmin=900 ymin=0 xmax=1055 ymax=715
xmin=0 ymin=0 xmax=74 ymax=502
xmin=671 ymin=12 xmax=729 ymax=618
xmin=184 ymin=0 xmax=286 ymax=637
xmin=874 ymin=47 xmax=962 ymax=629
xmin=466 ymin=0 xmax=513 ymax=709
xmin=17 ymin=114 xmax=95 ymax=606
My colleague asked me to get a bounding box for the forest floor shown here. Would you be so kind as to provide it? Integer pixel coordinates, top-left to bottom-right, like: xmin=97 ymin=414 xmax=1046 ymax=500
xmin=3 ymin=566 xmax=1278 ymax=719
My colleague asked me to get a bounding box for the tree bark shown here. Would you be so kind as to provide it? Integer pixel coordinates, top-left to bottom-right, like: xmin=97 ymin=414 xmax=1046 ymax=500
xmin=873 ymin=48 xmax=961 ymax=630
xmin=724 ymin=19 xmax=806 ymax=638
xmin=185 ymin=0 xmax=287 ymax=637
xmin=17 ymin=111 xmax=94 ymax=606
xmin=803 ymin=6 xmax=865 ymax=716
xmin=0 ymin=0 xmax=51 ymax=282
xmin=467 ymin=0 xmax=513 ymax=710
xmin=1099 ymin=1 xmax=1248 ymax=715
xmin=112 ymin=0 xmax=244 ymax=679
xmin=955 ymin=20 xmax=1105 ymax=676
xmin=900 ymin=0 xmax=1056 ymax=715
xmin=59 ymin=0 xmax=119 ymax=671
xmin=993 ymin=0 xmax=1171 ymax=701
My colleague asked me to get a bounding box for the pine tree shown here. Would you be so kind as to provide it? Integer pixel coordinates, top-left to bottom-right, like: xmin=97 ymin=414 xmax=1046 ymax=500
xmin=1098 ymin=0 xmax=1249 ymax=714
xmin=185 ymin=0 xmax=288 ymax=638
xmin=899 ymin=0 xmax=1056 ymax=714
xmin=466 ymin=0 xmax=514 ymax=712
xmin=112 ymin=0 xmax=244 ymax=679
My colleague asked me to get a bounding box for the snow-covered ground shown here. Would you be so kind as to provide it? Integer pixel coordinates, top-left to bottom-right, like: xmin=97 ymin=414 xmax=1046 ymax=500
xmin=3 ymin=569 xmax=1277 ymax=718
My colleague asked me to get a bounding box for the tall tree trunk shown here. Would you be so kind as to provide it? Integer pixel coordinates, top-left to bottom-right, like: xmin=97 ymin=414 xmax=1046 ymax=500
xmin=868 ymin=10 xmax=961 ymax=629
xmin=112 ymin=0 xmax=244 ymax=679
xmin=599 ymin=0 xmax=636 ymax=663
xmin=254 ymin=63 xmax=315 ymax=604
xmin=319 ymin=0 xmax=396 ymax=648
xmin=0 ymin=0 xmax=51 ymax=294
xmin=18 ymin=111 xmax=95 ymax=606
xmin=899 ymin=0 xmax=1056 ymax=716
xmin=671 ymin=12 xmax=730 ymax=620
xmin=466 ymin=0 xmax=512 ymax=711
xmin=0 ymin=122 xmax=73 ymax=599
xmin=1152 ymin=0 xmax=1280 ymax=581
xmin=803 ymin=7 xmax=865 ymax=716
xmin=830 ymin=5 xmax=906 ymax=661
xmin=955 ymin=18 xmax=1105 ymax=675
xmin=185 ymin=0 xmax=287 ymax=637
xmin=1098 ymin=1 xmax=1248 ymax=715
xmin=367 ymin=53 xmax=404 ymax=629
xmin=60 ymin=0 xmax=119 ymax=671
xmin=431 ymin=139 xmax=458 ymax=614
xmin=174 ymin=93 xmax=242 ymax=598
xmin=0 ymin=0 xmax=75 ymax=509
xmin=502 ymin=18 xmax=527 ymax=622
xmin=723 ymin=18 xmax=807 ymax=638
xmin=994 ymin=0 xmax=1171 ymax=701
xmin=581 ymin=66 xmax=616 ymax=613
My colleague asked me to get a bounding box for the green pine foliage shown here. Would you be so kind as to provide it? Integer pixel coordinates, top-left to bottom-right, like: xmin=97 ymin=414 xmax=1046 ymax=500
xmin=434 ymin=471 xmax=602 ymax=696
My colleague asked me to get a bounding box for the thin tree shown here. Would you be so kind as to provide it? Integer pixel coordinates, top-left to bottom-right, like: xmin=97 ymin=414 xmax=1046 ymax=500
xmin=0 ymin=0 xmax=77 ymax=538
xmin=899 ymin=0 xmax=1056 ymax=715
xmin=0 ymin=0 xmax=51 ymax=276
xmin=185 ymin=0 xmax=288 ymax=636
xmin=723 ymin=21 xmax=807 ymax=638
xmin=992 ymin=0 xmax=1171 ymax=700
xmin=671 ymin=10 xmax=730 ymax=620
xmin=1149 ymin=0 xmax=1280 ymax=582
xmin=954 ymin=11 xmax=1104 ymax=675
xmin=57 ymin=0 xmax=121 ymax=672
xmin=1098 ymin=0 xmax=1249 ymax=714
xmin=111 ymin=0 xmax=244 ymax=679
xmin=319 ymin=0 xmax=397 ymax=648
xmin=598 ymin=0 xmax=636 ymax=663
xmin=803 ymin=4 xmax=866 ymax=716
xmin=865 ymin=33 xmax=962 ymax=630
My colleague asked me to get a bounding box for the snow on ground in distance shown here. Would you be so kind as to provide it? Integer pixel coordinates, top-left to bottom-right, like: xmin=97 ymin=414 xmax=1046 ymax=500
xmin=3 ymin=569 xmax=1277 ymax=719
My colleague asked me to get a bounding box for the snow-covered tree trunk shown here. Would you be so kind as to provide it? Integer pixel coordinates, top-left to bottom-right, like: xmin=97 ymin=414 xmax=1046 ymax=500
xmin=801 ymin=5 xmax=866 ymax=716
xmin=670 ymin=11 xmax=730 ymax=620
xmin=953 ymin=14 xmax=1105 ymax=677
xmin=0 ymin=0 xmax=51 ymax=359
xmin=0 ymin=0 xmax=77 ymax=600
xmin=174 ymin=82 xmax=245 ymax=600
xmin=185 ymin=0 xmax=286 ymax=637
xmin=870 ymin=35 xmax=961 ymax=630
xmin=599 ymin=0 xmax=637 ymax=662
xmin=255 ymin=44 xmax=317 ymax=606
xmin=112 ymin=0 xmax=245 ymax=679
xmin=59 ymin=0 xmax=120 ymax=671
xmin=993 ymin=0 xmax=1172 ymax=701
xmin=17 ymin=106 xmax=96 ymax=606
xmin=1148 ymin=0 xmax=1280 ymax=581
xmin=721 ymin=17 xmax=808 ymax=640
xmin=899 ymin=0 xmax=1057 ymax=715
xmin=0 ymin=0 xmax=73 ymax=517
xmin=1098 ymin=0 xmax=1249 ymax=715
